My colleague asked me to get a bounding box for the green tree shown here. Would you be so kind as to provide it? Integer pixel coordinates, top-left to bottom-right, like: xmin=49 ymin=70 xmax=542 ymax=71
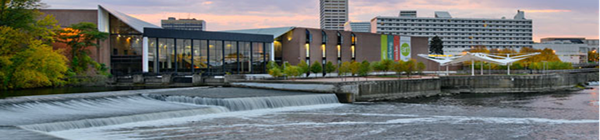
xmin=268 ymin=67 xmax=283 ymax=78
xmin=429 ymin=35 xmax=443 ymax=55
xmin=325 ymin=61 xmax=336 ymax=76
xmin=267 ymin=61 xmax=280 ymax=70
xmin=393 ymin=61 xmax=406 ymax=78
xmin=283 ymin=66 xmax=301 ymax=79
xmin=358 ymin=60 xmax=371 ymax=77
xmin=310 ymin=61 xmax=322 ymax=76
xmin=371 ymin=61 xmax=383 ymax=72
xmin=417 ymin=62 xmax=426 ymax=75
xmin=0 ymin=0 xmax=69 ymax=89
xmin=297 ymin=60 xmax=310 ymax=77
xmin=5 ymin=40 xmax=68 ymax=89
xmin=57 ymin=22 xmax=109 ymax=75
xmin=404 ymin=59 xmax=416 ymax=77
xmin=339 ymin=61 xmax=351 ymax=77
xmin=349 ymin=61 xmax=360 ymax=76
xmin=380 ymin=59 xmax=394 ymax=73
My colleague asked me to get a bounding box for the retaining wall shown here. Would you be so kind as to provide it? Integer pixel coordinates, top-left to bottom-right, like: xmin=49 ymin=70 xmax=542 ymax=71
xmin=440 ymin=72 xmax=599 ymax=93
xmin=231 ymin=78 xmax=442 ymax=102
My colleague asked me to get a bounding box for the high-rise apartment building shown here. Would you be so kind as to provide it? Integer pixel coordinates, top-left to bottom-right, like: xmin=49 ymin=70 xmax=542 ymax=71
xmin=344 ymin=22 xmax=371 ymax=32
xmin=371 ymin=10 xmax=533 ymax=55
xmin=161 ymin=17 xmax=206 ymax=31
xmin=320 ymin=0 xmax=348 ymax=30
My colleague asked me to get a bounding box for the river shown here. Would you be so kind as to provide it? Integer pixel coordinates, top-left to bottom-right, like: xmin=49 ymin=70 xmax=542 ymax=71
xmin=1 ymin=86 xmax=598 ymax=140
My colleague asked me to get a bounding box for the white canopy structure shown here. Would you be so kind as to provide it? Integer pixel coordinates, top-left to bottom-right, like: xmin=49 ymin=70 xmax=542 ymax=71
xmin=419 ymin=52 xmax=540 ymax=76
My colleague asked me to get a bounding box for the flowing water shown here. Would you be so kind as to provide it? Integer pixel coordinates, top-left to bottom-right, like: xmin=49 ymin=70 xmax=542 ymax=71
xmin=0 ymin=87 xmax=598 ymax=140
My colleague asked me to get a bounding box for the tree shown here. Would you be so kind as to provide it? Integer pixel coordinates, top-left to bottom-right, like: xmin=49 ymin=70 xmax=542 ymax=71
xmin=283 ymin=66 xmax=301 ymax=79
xmin=429 ymin=35 xmax=443 ymax=55
xmin=358 ymin=60 xmax=371 ymax=77
xmin=297 ymin=60 xmax=310 ymax=77
xmin=0 ymin=0 xmax=69 ymax=89
xmin=325 ymin=61 xmax=336 ymax=76
xmin=268 ymin=67 xmax=283 ymax=78
xmin=338 ymin=61 xmax=351 ymax=77
xmin=404 ymin=59 xmax=416 ymax=77
xmin=57 ymin=22 xmax=108 ymax=75
xmin=588 ymin=50 xmax=598 ymax=62
xmin=392 ymin=61 xmax=406 ymax=78
xmin=349 ymin=61 xmax=360 ymax=76
xmin=380 ymin=59 xmax=394 ymax=73
xmin=310 ymin=61 xmax=322 ymax=76
xmin=267 ymin=61 xmax=280 ymax=70
xmin=5 ymin=40 xmax=68 ymax=89
xmin=417 ymin=62 xmax=426 ymax=75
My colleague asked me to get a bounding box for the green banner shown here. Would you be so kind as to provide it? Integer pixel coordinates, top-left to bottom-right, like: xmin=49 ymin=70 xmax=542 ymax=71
xmin=381 ymin=35 xmax=387 ymax=60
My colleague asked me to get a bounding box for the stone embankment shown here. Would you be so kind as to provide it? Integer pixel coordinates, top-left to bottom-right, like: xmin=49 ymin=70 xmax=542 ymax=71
xmin=232 ymin=71 xmax=599 ymax=103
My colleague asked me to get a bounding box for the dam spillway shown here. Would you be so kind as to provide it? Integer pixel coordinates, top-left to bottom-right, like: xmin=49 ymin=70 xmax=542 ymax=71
xmin=0 ymin=87 xmax=340 ymax=139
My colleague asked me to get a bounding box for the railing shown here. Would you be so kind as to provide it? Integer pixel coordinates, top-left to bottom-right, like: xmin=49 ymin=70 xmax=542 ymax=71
xmin=456 ymin=68 xmax=599 ymax=75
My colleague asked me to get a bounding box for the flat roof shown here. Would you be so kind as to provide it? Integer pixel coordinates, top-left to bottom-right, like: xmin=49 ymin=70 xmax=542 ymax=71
xmin=144 ymin=28 xmax=274 ymax=42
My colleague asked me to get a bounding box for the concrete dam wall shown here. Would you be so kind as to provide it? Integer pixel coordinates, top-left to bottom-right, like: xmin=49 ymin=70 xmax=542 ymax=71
xmin=232 ymin=71 xmax=598 ymax=102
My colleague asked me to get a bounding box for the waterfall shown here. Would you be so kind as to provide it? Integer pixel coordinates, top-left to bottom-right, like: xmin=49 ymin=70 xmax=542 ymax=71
xmin=19 ymin=107 xmax=227 ymax=132
xmin=143 ymin=94 xmax=340 ymax=111
xmin=1 ymin=92 xmax=339 ymax=133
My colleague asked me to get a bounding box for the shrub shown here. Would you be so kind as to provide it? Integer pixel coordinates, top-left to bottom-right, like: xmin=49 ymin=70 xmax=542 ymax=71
xmin=325 ymin=61 xmax=336 ymax=76
xmin=393 ymin=61 xmax=406 ymax=78
xmin=310 ymin=61 xmax=322 ymax=76
xmin=349 ymin=61 xmax=360 ymax=76
xmin=268 ymin=68 xmax=283 ymax=78
xmin=417 ymin=62 xmax=426 ymax=75
xmin=358 ymin=61 xmax=371 ymax=76
xmin=298 ymin=60 xmax=310 ymax=77
xmin=339 ymin=61 xmax=351 ymax=76
xmin=283 ymin=66 xmax=302 ymax=78
xmin=404 ymin=59 xmax=416 ymax=77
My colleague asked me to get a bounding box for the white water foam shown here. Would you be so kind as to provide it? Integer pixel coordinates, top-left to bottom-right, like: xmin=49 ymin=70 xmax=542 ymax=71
xmin=143 ymin=94 xmax=340 ymax=111
xmin=19 ymin=107 xmax=228 ymax=132
xmin=46 ymin=103 xmax=346 ymax=140
xmin=0 ymin=95 xmax=210 ymax=126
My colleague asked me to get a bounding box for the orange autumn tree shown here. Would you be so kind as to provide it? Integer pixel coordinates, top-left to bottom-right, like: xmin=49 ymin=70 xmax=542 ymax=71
xmin=57 ymin=22 xmax=109 ymax=75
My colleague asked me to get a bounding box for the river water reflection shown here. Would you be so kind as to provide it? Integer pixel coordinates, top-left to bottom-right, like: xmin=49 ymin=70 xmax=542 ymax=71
xmin=49 ymin=87 xmax=599 ymax=140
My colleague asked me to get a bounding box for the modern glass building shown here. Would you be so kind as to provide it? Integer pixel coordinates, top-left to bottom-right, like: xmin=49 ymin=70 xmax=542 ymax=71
xmin=143 ymin=28 xmax=272 ymax=75
xmin=96 ymin=5 xmax=273 ymax=76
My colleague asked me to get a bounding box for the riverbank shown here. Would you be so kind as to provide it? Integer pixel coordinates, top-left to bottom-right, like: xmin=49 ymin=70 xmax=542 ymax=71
xmin=232 ymin=71 xmax=599 ymax=102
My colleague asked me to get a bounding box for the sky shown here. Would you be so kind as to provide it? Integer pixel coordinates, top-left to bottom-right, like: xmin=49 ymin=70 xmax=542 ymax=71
xmin=43 ymin=0 xmax=599 ymax=42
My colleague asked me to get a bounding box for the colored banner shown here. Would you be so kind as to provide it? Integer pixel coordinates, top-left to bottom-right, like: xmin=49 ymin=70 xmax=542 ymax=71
xmin=400 ymin=36 xmax=411 ymax=61
xmin=393 ymin=36 xmax=400 ymax=61
xmin=381 ymin=35 xmax=387 ymax=60
xmin=387 ymin=35 xmax=394 ymax=60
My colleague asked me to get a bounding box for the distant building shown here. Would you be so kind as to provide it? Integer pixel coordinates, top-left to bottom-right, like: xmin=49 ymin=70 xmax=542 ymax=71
xmin=534 ymin=38 xmax=590 ymax=64
xmin=584 ymin=39 xmax=599 ymax=51
xmin=161 ymin=17 xmax=206 ymax=31
xmin=371 ymin=10 xmax=533 ymax=55
xmin=344 ymin=22 xmax=371 ymax=32
xmin=320 ymin=0 xmax=348 ymax=30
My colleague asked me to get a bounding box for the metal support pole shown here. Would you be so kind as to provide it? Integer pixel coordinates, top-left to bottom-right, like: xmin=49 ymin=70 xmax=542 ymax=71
xmin=446 ymin=65 xmax=449 ymax=76
xmin=480 ymin=62 xmax=483 ymax=75
xmin=507 ymin=63 xmax=511 ymax=75
xmin=471 ymin=60 xmax=474 ymax=76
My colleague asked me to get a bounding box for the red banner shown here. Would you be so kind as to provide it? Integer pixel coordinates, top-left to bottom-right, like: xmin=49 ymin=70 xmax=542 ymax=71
xmin=393 ymin=35 xmax=400 ymax=61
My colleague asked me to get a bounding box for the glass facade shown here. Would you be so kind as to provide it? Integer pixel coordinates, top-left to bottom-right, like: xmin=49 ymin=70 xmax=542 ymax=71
xmin=240 ymin=42 xmax=251 ymax=74
xmin=146 ymin=38 xmax=268 ymax=75
xmin=109 ymin=14 xmax=143 ymax=75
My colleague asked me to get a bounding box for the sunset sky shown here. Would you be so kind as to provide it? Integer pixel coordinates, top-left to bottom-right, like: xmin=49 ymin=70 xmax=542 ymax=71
xmin=43 ymin=0 xmax=599 ymax=42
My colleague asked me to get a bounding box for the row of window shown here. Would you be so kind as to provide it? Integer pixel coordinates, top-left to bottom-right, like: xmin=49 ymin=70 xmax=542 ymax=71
xmin=377 ymin=19 xmax=532 ymax=24
xmin=379 ymin=28 xmax=532 ymax=32
xmin=146 ymin=38 xmax=270 ymax=75
xmin=379 ymin=23 xmax=531 ymax=28
xmin=379 ymin=31 xmax=532 ymax=37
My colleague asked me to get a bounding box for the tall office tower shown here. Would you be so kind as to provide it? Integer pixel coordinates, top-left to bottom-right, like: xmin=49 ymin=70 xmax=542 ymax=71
xmin=371 ymin=10 xmax=533 ymax=55
xmin=320 ymin=0 xmax=348 ymax=30
xmin=161 ymin=17 xmax=206 ymax=31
